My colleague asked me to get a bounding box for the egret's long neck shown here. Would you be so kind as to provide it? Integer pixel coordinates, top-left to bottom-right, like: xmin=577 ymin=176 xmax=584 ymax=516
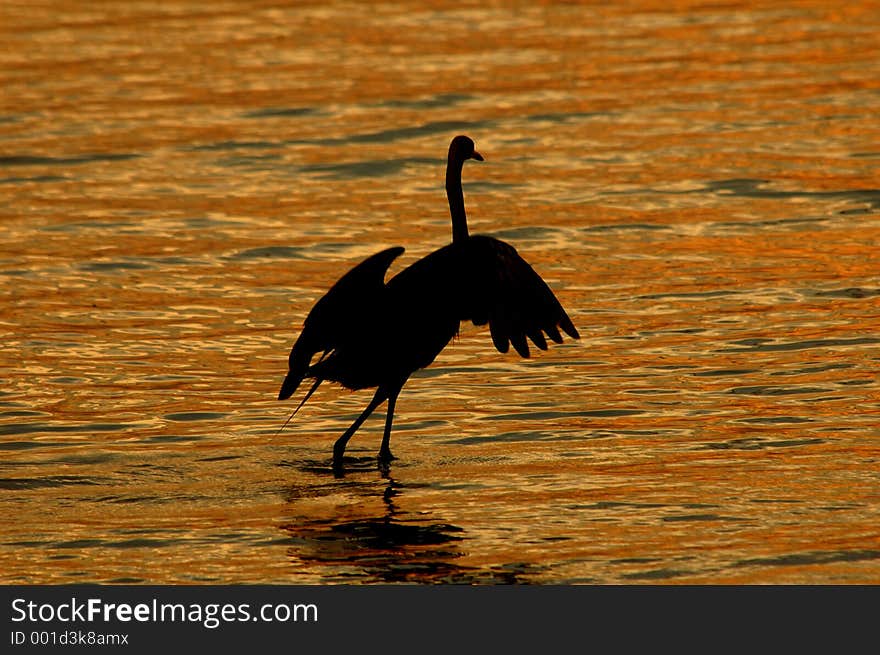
xmin=446 ymin=157 xmax=468 ymax=243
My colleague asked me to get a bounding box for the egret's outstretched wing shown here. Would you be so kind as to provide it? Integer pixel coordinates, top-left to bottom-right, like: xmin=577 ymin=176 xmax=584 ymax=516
xmin=459 ymin=235 xmax=579 ymax=358
xmin=278 ymin=246 xmax=404 ymax=400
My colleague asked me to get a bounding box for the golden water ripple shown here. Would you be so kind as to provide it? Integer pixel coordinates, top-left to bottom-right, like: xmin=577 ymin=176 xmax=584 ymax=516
xmin=1 ymin=0 xmax=879 ymax=583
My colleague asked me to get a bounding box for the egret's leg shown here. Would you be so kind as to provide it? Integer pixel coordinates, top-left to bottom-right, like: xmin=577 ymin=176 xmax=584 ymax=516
xmin=332 ymin=388 xmax=388 ymax=466
xmin=378 ymin=388 xmax=400 ymax=463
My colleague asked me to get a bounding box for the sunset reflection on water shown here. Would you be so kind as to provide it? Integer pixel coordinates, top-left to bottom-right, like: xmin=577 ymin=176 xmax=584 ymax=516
xmin=1 ymin=1 xmax=878 ymax=584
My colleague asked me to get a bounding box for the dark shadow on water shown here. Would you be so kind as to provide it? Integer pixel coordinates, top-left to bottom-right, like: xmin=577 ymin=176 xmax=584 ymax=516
xmin=603 ymin=177 xmax=880 ymax=213
xmin=299 ymin=157 xmax=435 ymax=179
xmin=241 ymin=106 xmax=319 ymax=119
xmin=373 ymin=93 xmax=474 ymax=110
xmin=291 ymin=119 xmax=494 ymax=148
xmin=281 ymin=475 xmax=463 ymax=582
xmin=280 ymin=455 xmax=389 ymax=478
xmin=696 ymin=436 xmax=825 ymax=451
xmin=734 ymin=549 xmax=880 ymax=569
xmin=811 ymin=287 xmax=880 ymax=300
xmin=279 ymin=471 xmax=535 ymax=583
xmin=703 ymin=179 xmax=880 ymax=210
xmin=0 ymin=153 xmax=141 ymax=167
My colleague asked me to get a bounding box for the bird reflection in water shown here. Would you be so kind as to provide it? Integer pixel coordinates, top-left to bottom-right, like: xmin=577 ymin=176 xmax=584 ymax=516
xmin=278 ymin=136 xmax=579 ymax=473
xmin=281 ymin=474 xmax=467 ymax=583
xmin=280 ymin=473 xmax=540 ymax=583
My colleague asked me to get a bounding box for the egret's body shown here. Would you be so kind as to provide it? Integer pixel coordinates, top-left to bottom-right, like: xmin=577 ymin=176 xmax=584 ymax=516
xmin=278 ymin=136 xmax=578 ymax=469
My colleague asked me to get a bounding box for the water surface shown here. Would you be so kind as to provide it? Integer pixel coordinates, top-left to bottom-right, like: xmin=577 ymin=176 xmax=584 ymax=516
xmin=1 ymin=1 xmax=879 ymax=583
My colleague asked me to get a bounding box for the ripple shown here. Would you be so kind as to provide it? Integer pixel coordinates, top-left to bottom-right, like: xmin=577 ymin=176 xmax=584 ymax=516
xmin=303 ymin=119 xmax=493 ymax=147
xmin=241 ymin=106 xmax=319 ymax=119
xmin=53 ymin=539 xmax=104 ymax=549
xmin=146 ymin=434 xmax=204 ymax=443
xmin=300 ymin=157 xmax=434 ymax=179
xmin=0 ymin=422 xmax=143 ymax=438
xmin=639 ymin=289 xmax=739 ymax=301
xmin=699 ymin=437 xmax=825 ymax=451
xmin=621 ymin=567 xmax=692 ymax=581
xmin=738 ymin=416 xmax=813 ymax=424
xmin=811 ymin=287 xmax=880 ymax=300
xmin=3 ymin=0 xmax=879 ymax=587
xmin=446 ymin=429 xmax=580 ymax=445
xmin=489 ymin=226 xmax=567 ymax=242
xmin=216 ymin=153 xmax=283 ymax=170
xmin=163 ymin=412 xmax=227 ymax=422
xmin=226 ymin=245 xmax=308 ymax=261
xmin=79 ymin=260 xmax=152 ymax=272
xmin=0 ymin=153 xmax=140 ymax=167
xmin=661 ymin=513 xmax=747 ymax=523
xmin=375 ymin=93 xmax=474 ymax=110
xmin=525 ymin=110 xmax=606 ymax=123
xmin=0 ymin=476 xmax=100 ymax=490
xmin=485 ymin=408 xmax=644 ymax=421
xmin=0 ymin=174 xmax=67 ymax=184
xmin=107 ymin=536 xmax=183 ymax=549
xmin=719 ymin=337 xmax=880 ymax=353
xmin=570 ymin=501 xmax=666 ymax=511
xmin=692 ymin=368 xmax=758 ymax=377
xmin=728 ymin=385 xmax=830 ymax=396
xmin=704 ymin=179 xmax=880 ymax=210
xmin=41 ymin=220 xmax=133 ymax=233
xmin=0 ymin=410 xmax=51 ymax=418
xmin=735 ymin=549 xmax=880 ymax=568
xmin=185 ymin=140 xmax=283 ymax=152
xmin=581 ymin=222 xmax=671 ymax=233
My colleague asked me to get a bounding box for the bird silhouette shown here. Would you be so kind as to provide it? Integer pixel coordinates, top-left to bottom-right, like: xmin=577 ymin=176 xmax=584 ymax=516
xmin=278 ymin=135 xmax=579 ymax=471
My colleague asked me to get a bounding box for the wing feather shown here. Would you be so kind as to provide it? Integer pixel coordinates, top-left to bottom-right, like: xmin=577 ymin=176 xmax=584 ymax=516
xmin=459 ymin=236 xmax=579 ymax=358
xmin=528 ymin=329 xmax=548 ymax=351
xmin=279 ymin=246 xmax=404 ymax=400
xmin=510 ymin=332 xmax=530 ymax=358
xmin=490 ymin=321 xmax=510 ymax=354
